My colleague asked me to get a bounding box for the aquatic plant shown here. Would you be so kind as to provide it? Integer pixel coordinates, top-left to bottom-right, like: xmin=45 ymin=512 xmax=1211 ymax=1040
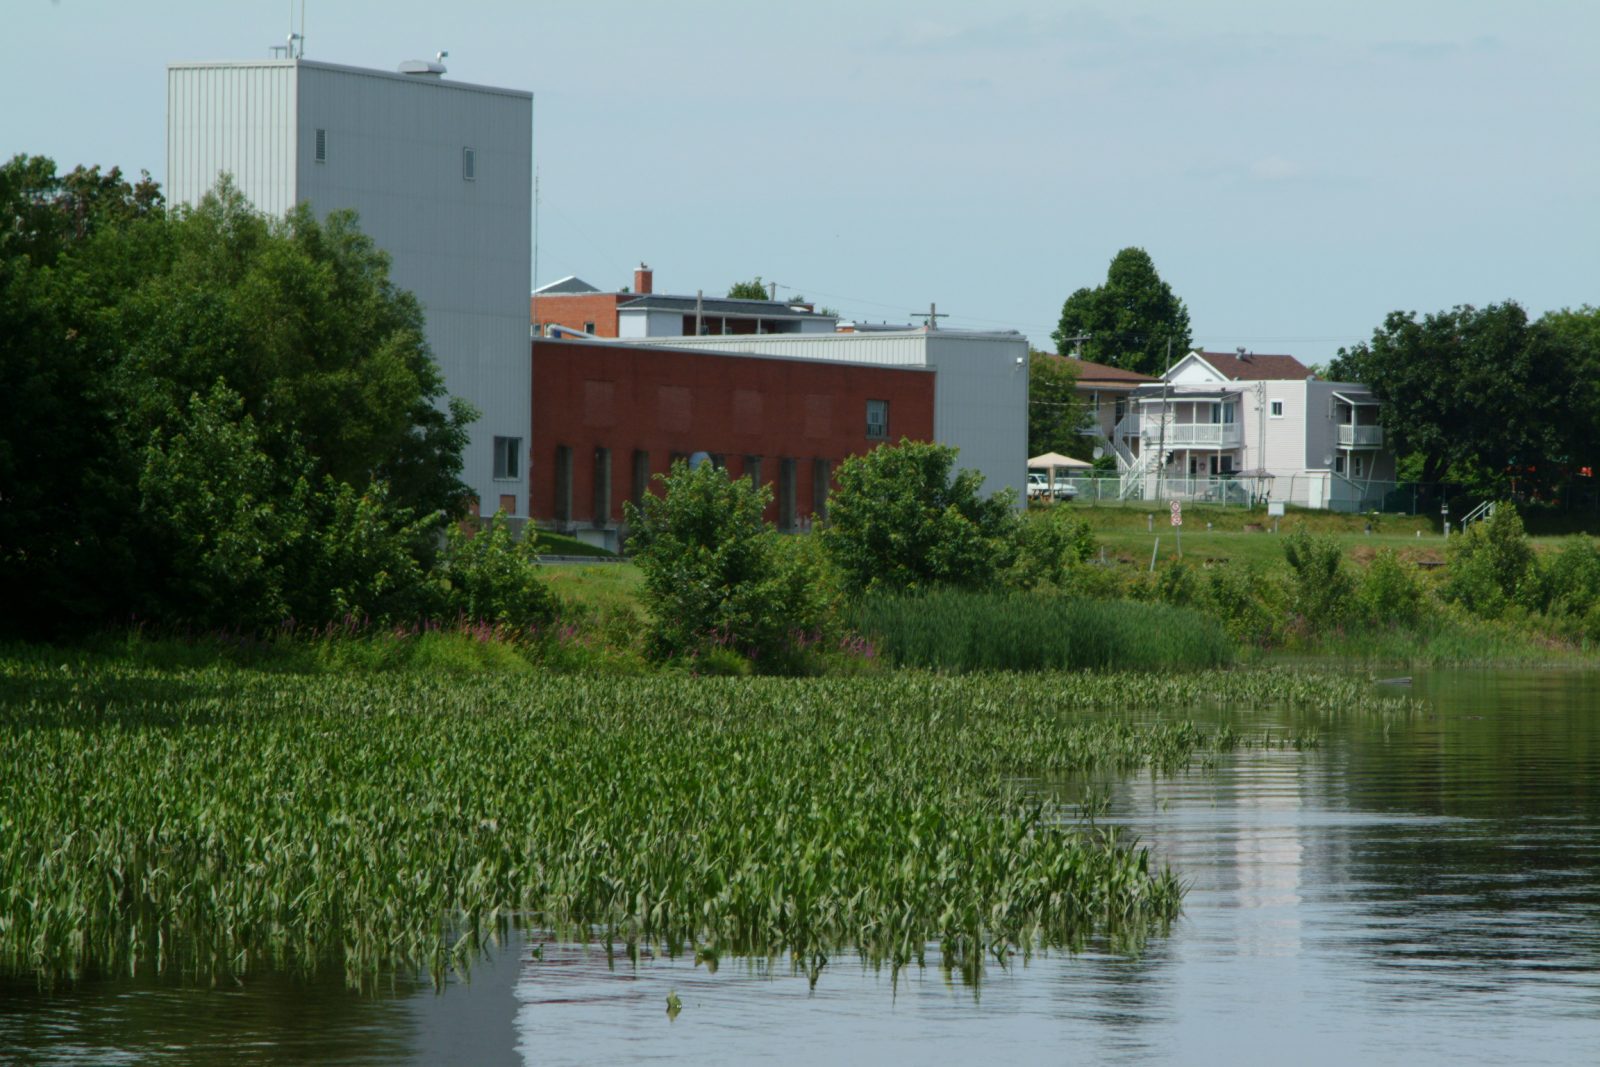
xmin=0 ymin=665 xmax=1398 ymax=988
xmin=852 ymin=590 xmax=1233 ymax=672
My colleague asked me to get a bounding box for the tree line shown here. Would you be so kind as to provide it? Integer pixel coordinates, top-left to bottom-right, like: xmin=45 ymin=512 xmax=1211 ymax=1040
xmin=0 ymin=155 xmax=549 ymax=637
xmin=1044 ymin=247 xmax=1600 ymax=499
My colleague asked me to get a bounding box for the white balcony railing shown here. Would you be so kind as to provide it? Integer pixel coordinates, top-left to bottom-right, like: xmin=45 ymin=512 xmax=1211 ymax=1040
xmin=1140 ymin=419 xmax=1242 ymax=448
xmin=1338 ymin=425 xmax=1384 ymax=448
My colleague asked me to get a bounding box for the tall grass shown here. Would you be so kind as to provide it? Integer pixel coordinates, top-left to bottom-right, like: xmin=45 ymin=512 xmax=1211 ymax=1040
xmin=854 ymin=591 xmax=1233 ymax=672
xmin=0 ymin=664 xmax=1396 ymax=989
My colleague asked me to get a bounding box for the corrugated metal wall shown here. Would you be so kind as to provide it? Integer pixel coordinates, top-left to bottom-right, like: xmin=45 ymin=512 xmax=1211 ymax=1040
xmin=166 ymin=62 xmax=297 ymax=214
xmin=294 ymin=64 xmax=533 ymax=516
xmin=167 ymin=60 xmax=533 ymax=515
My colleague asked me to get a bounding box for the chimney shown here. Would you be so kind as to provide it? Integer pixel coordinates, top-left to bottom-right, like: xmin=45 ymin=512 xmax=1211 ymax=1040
xmin=633 ymin=263 xmax=653 ymax=295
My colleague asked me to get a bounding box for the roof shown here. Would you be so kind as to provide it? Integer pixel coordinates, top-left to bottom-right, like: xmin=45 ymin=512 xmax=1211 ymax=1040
xmin=1062 ymin=356 xmax=1156 ymax=384
xmin=618 ymin=294 xmax=836 ymax=320
xmin=1195 ymin=351 xmax=1312 ymax=381
xmin=534 ymin=276 xmax=601 ymax=295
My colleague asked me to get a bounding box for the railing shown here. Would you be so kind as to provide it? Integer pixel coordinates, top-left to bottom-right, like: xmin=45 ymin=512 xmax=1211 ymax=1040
xmin=1337 ymin=425 xmax=1384 ymax=448
xmin=1140 ymin=419 xmax=1242 ymax=448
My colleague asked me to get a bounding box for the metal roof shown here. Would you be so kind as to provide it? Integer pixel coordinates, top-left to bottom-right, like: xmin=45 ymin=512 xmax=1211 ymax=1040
xmin=534 ymin=275 xmax=601 ymax=295
xmin=618 ymin=294 xmax=835 ymax=320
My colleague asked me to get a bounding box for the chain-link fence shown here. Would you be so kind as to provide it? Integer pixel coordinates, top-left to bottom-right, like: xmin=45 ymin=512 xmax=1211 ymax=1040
xmin=1038 ymin=475 xmax=1600 ymax=520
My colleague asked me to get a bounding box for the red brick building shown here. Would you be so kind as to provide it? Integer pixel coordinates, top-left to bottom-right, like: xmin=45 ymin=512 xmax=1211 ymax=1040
xmin=530 ymin=338 xmax=935 ymax=542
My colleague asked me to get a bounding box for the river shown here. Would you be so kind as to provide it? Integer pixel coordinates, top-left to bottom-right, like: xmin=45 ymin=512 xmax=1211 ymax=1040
xmin=4 ymin=669 xmax=1598 ymax=1064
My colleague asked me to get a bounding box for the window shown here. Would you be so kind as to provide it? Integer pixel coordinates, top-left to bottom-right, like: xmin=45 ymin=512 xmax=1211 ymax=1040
xmin=1353 ymin=456 xmax=1365 ymax=479
xmin=866 ymin=399 xmax=889 ymax=440
xmin=583 ymin=321 xmax=596 ymax=335
xmin=493 ymin=436 xmax=521 ymax=480
xmin=1334 ymin=455 xmax=1346 ymax=475
xmin=1218 ymin=455 xmax=1235 ymax=475
xmin=462 ymin=146 xmax=476 ymax=181
xmin=314 ymin=128 xmax=327 ymax=163
xmin=1270 ymin=399 xmax=1284 ymax=418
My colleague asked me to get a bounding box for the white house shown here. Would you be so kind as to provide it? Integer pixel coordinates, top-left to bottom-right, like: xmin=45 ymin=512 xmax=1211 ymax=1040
xmin=1092 ymin=349 xmax=1396 ymax=511
xmin=628 ymin=328 xmax=1030 ymax=505
xmin=167 ymin=57 xmax=533 ymax=517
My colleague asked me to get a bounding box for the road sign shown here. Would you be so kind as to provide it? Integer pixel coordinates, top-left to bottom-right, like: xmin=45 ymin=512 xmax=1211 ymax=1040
xmin=1170 ymin=501 xmax=1182 ymax=527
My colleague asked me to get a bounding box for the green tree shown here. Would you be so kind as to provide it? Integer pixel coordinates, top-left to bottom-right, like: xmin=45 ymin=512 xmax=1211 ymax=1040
xmin=0 ymin=159 xmax=475 ymax=634
xmin=824 ymin=439 xmax=1018 ymax=594
xmin=728 ymin=276 xmax=771 ymax=300
xmin=624 ymin=460 xmax=830 ymax=669
xmin=441 ymin=514 xmax=558 ymax=630
xmin=1052 ymin=247 xmax=1192 ymax=376
xmin=1028 ymin=351 xmax=1090 ymax=459
xmin=1327 ymin=303 xmax=1570 ymax=488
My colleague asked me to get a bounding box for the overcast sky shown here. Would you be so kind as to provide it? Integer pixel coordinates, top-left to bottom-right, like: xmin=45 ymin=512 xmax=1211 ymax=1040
xmin=8 ymin=0 xmax=1597 ymax=361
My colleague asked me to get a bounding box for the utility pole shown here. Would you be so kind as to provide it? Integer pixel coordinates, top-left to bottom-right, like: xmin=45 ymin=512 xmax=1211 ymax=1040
xmin=1059 ymin=334 xmax=1090 ymax=358
xmin=913 ymin=303 xmax=947 ymax=331
xmin=768 ymin=281 xmax=778 ymax=302
xmin=695 ymin=290 xmax=704 ymax=336
xmin=1156 ymin=336 xmax=1171 ymax=503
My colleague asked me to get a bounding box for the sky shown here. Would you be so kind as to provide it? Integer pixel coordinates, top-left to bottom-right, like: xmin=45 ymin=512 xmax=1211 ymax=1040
xmin=7 ymin=0 xmax=1598 ymax=362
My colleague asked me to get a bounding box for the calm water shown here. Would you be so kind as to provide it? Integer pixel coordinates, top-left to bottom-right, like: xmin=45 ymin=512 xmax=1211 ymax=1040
xmin=5 ymin=670 xmax=1599 ymax=1065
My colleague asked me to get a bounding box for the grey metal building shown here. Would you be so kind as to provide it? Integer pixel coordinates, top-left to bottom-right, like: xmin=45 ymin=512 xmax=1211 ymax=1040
xmin=166 ymin=57 xmax=533 ymax=516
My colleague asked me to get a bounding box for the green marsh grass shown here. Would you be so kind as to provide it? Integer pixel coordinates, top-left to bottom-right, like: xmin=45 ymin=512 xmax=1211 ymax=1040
xmin=854 ymin=591 xmax=1233 ymax=672
xmin=0 ymin=664 xmax=1402 ymax=988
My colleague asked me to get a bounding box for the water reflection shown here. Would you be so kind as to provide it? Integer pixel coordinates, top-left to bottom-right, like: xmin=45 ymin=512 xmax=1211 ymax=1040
xmin=6 ymin=670 xmax=1600 ymax=1064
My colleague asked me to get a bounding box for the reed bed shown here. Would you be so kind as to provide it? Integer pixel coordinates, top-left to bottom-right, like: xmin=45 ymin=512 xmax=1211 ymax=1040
xmin=853 ymin=591 xmax=1234 ymax=672
xmin=0 ymin=665 xmax=1399 ymax=987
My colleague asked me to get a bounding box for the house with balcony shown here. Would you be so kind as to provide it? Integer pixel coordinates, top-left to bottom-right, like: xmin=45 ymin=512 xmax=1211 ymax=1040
xmin=1086 ymin=349 xmax=1396 ymax=510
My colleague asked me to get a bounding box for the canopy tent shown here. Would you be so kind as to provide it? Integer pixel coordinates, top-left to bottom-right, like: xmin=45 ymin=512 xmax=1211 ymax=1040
xmin=1028 ymin=452 xmax=1092 ymax=471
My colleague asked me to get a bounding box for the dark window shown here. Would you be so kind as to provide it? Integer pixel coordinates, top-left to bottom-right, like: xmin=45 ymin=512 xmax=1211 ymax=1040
xmin=1270 ymin=399 xmax=1284 ymax=417
xmin=462 ymin=146 xmax=476 ymax=181
xmin=778 ymin=458 xmax=797 ymax=532
xmin=493 ymin=436 xmax=521 ymax=480
xmin=314 ymin=128 xmax=327 ymax=162
xmin=866 ymin=399 xmax=889 ymax=440
xmin=583 ymin=321 xmax=596 ymax=334
xmin=632 ymin=450 xmax=650 ymax=509
xmin=553 ymin=445 xmax=573 ymax=522
xmin=1218 ymin=455 xmax=1235 ymax=475
xmin=812 ymin=458 xmax=831 ymax=521
xmin=593 ymin=447 xmax=612 ymax=527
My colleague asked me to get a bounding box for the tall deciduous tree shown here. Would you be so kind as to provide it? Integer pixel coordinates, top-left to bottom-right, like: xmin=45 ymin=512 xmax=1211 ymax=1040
xmin=728 ymin=276 xmax=770 ymax=300
xmin=1028 ymin=351 xmax=1089 ymax=459
xmin=1052 ymin=248 xmax=1192 ymax=376
xmin=1326 ymin=302 xmax=1575 ymax=488
xmin=0 ymin=156 xmax=477 ymax=634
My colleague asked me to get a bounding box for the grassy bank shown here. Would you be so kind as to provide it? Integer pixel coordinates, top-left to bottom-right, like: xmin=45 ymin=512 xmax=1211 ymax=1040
xmin=0 ymin=663 xmax=1401 ymax=988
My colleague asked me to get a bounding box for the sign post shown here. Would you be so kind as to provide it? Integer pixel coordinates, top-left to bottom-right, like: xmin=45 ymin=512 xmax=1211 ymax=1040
xmin=1171 ymin=500 xmax=1183 ymax=557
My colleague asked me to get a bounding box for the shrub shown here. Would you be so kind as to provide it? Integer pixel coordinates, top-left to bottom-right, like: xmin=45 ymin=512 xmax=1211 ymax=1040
xmin=1282 ymin=530 xmax=1356 ymax=630
xmin=441 ymin=513 xmax=559 ymax=630
xmin=1523 ymin=537 xmax=1600 ymax=618
xmin=1007 ymin=508 xmax=1098 ymax=590
xmin=1357 ymin=550 xmax=1423 ymax=627
xmin=624 ymin=460 xmax=831 ymax=670
xmin=824 ymin=439 xmax=1018 ymax=594
xmin=1442 ymin=504 xmax=1533 ymax=619
xmin=1205 ymin=564 xmax=1280 ymax=647
xmin=1153 ymin=560 xmax=1203 ymax=608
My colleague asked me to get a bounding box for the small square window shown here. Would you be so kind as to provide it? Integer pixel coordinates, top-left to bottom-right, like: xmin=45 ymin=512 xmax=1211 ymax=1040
xmin=462 ymin=146 xmax=476 ymax=181
xmin=314 ymin=128 xmax=327 ymax=163
xmin=866 ymin=399 xmax=889 ymax=440
xmin=1269 ymin=399 xmax=1284 ymax=418
xmin=493 ymin=435 xmax=521 ymax=480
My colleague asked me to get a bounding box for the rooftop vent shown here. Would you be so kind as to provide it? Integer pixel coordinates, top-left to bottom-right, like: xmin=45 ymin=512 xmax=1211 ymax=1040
xmin=398 ymin=58 xmax=447 ymax=77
